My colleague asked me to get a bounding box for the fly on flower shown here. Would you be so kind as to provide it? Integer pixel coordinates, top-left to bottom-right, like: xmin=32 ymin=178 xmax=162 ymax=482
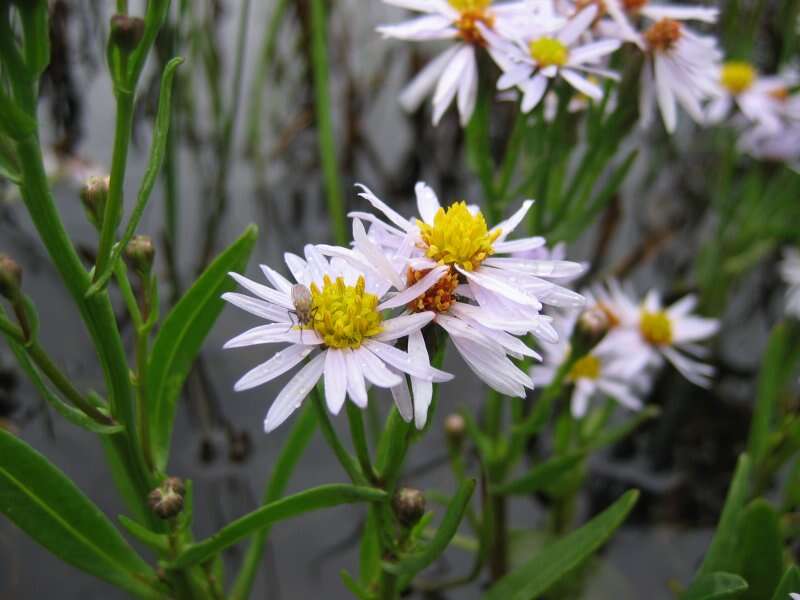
xmin=223 ymin=246 xmax=453 ymax=432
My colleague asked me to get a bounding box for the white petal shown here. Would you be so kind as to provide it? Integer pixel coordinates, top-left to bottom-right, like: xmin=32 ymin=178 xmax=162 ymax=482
xmin=344 ymin=349 xmax=369 ymax=408
xmin=225 ymin=324 xmax=302 ymax=349
xmin=562 ymin=69 xmax=604 ymax=100
xmin=568 ymin=40 xmax=621 ymax=66
xmin=596 ymin=379 xmax=642 ymax=411
xmin=357 ymin=347 xmax=404 ymax=388
xmin=324 ymin=349 xmax=348 ymax=414
xmin=571 ymin=380 xmax=594 ymax=418
xmin=382 ymin=0 xmax=450 ymax=12
xmin=408 ymin=330 xmax=434 ymax=429
xmin=264 ymin=352 xmax=326 ymax=432
xmin=457 ymin=46 xmax=479 ymax=126
xmin=457 ymin=266 xmax=541 ymax=307
xmin=259 ymin=264 xmax=293 ymax=294
xmin=432 ymin=43 xmax=472 ymax=124
xmin=654 ymin=56 xmax=677 ymax=133
xmin=498 ymin=64 xmax=535 ymax=91
xmin=492 ymin=200 xmax=535 ymax=241
xmin=355 ymin=183 xmax=413 ymax=232
xmin=234 ymin=345 xmax=313 ymax=392
xmin=229 ymin=272 xmax=294 ymax=310
xmin=482 ymin=257 xmax=584 ymax=278
xmin=558 ymin=6 xmax=597 ymax=45
xmin=378 ymin=265 xmax=450 ymax=310
xmin=376 ymin=14 xmax=455 ymax=40
xmin=673 ymin=317 xmax=719 ymax=344
xmin=642 ymin=5 xmax=718 ymax=23
xmin=283 ymin=252 xmax=308 ymax=284
xmin=493 ymin=237 xmax=547 ymax=253
xmin=390 ymin=378 xmax=414 ymax=423
xmin=363 ymin=339 xmax=453 ymax=382
xmin=667 ymin=294 xmax=698 ymax=317
xmin=399 ymin=45 xmax=461 ymax=112
xmin=415 ymin=181 xmax=441 ymax=224
xmin=521 ymin=74 xmax=548 ymax=113
xmin=374 ymin=312 xmax=435 ymax=342
xmin=222 ymin=292 xmax=290 ymax=322
xmin=352 ymin=218 xmax=405 ymax=289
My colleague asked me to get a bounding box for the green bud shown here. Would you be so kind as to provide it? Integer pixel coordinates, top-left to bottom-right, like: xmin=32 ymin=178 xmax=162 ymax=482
xmin=148 ymin=477 xmax=185 ymax=519
xmin=444 ymin=413 xmax=465 ymax=450
xmin=125 ymin=235 xmax=155 ymax=275
xmin=110 ymin=14 xmax=145 ymax=53
xmin=392 ymin=487 xmax=426 ymax=528
xmin=80 ymin=175 xmax=109 ymax=230
xmin=0 ymin=255 xmax=22 ymax=300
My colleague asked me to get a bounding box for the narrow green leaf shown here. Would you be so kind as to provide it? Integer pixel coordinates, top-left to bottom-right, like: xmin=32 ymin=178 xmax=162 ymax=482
xmin=493 ymin=453 xmax=585 ymax=496
xmin=734 ymin=500 xmax=783 ymax=600
xmin=148 ymin=224 xmax=258 ymax=470
xmin=389 ymin=478 xmax=476 ymax=582
xmin=484 ymin=489 xmax=639 ymax=600
xmin=87 ymin=57 xmax=184 ymax=296
xmin=0 ymin=430 xmax=157 ymax=597
xmin=118 ymin=515 xmax=169 ymax=553
xmin=360 ymin=508 xmax=382 ymax=586
xmin=341 ymin=570 xmax=374 ymax=600
xmin=18 ymin=2 xmax=51 ymax=76
xmin=747 ymin=323 xmax=800 ymax=467
xmin=584 ymin=406 xmax=661 ymax=452
xmin=172 ymin=484 xmax=386 ymax=568
xmin=682 ymin=572 xmax=749 ymax=600
xmin=770 ymin=566 xmax=800 ymax=600
xmin=696 ymin=454 xmax=751 ymax=577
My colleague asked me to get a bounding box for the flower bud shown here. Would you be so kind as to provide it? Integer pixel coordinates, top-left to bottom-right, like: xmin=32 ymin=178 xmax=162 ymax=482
xmin=444 ymin=414 xmax=465 ymax=450
xmin=80 ymin=175 xmax=109 ymax=230
xmin=578 ymin=306 xmax=610 ymax=338
xmin=148 ymin=477 xmax=185 ymax=519
xmin=0 ymin=255 xmax=22 ymax=300
xmin=228 ymin=430 xmax=252 ymax=463
xmin=392 ymin=487 xmax=426 ymax=528
xmin=110 ymin=14 xmax=145 ymax=53
xmin=125 ymin=235 xmax=155 ymax=275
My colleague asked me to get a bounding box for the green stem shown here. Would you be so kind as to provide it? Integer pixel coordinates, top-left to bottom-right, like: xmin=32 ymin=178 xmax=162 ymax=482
xmin=347 ymin=402 xmax=378 ymax=483
xmin=95 ymin=89 xmax=135 ymax=281
xmin=312 ymin=389 xmax=367 ymax=485
xmin=310 ymin=0 xmax=347 ymax=245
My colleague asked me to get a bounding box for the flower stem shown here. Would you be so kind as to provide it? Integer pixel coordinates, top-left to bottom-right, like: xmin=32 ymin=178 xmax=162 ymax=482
xmin=311 ymin=388 xmax=367 ymax=485
xmin=346 ymin=402 xmax=378 ymax=484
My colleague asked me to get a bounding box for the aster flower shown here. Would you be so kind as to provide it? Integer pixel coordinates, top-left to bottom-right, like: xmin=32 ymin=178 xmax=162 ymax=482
xmin=222 ymin=246 xmax=452 ymax=432
xmin=707 ymin=63 xmax=800 ymax=132
xmin=604 ymin=290 xmax=719 ymax=387
xmin=738 ymin=120 xmax=800 ymax=170
xmin=614 ymin=5 xmax=722 ymax=133
xmin=335 ymin=181 xmax=586 ymax=403
xmin=376 ymin=0 xmax=531 ymax=125
xmin=485 ymin=6 xmax=621 ymax=112
xmin=780 ymin=248 xmax=800 ymax=319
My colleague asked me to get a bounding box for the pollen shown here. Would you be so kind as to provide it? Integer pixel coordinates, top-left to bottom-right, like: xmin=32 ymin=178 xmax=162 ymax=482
xmin=454 ymin=9 xmax=494 ymax=45
xmin=720 ymin=61 xmax=756 ymax=95
xmin=575 ymin=0 xmax=607 ymax=16
xmin=406 ymin=267 xmax=460 ymax=313
xmin=644 ymin=19 xmax=682 ymax=52
xmin=449 ymin=0 xmax=491 ymax=10
xmin=418 ymin=202 xmax=501 ymax=271
xmin=640 ymin=310 xmax=673 ymax=346
xmin=309 ymin=275 xmax=383 ymax=349
xmin=529 ymin=37 xmax=570 ymax=68
xmin=569 ymin=355 xmax=602 ymax=381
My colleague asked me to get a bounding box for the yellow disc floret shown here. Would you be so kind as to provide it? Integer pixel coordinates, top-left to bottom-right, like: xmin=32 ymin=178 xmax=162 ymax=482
xmin=309 ymin=275 xmax=383 ymax=349
xmin=529 ymin=37 xmax=569 ymax=67
xmin=406 ymin=267 xmax=460 ymax=313
xmin=569 ymin=355 xmax=601 ymax=381
xmin=640 ymin=310 xmax=673 ymax=346
xmin=417 ymin=202 xmax=501 ymax=271
xmin=449 ymin=0 xmax=491 ymax=10
xmin=720 ymin=61 xmax=756 ymax=95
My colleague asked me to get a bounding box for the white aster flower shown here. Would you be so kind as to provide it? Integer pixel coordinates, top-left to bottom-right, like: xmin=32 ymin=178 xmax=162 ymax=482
xmin=707 ymin=63 xmax=800 ymax=132
xmin=343 ymin=181 xmax=586 ymax=400
xmin=738 ymin=120 xmax=800 ymax=171
xmin=377 ymin=0 xmax=531 ymax=125
xmin=605 ymin=290 xmax=719 ymax=387
xmin=789 ymin=594 xmax=800 ymax=600
xmin=780 ymin=248 xmax=800 ymax=319
xmin=486 ymin=6 xmax=621 ymax=112
xmin=222 ymin=246 xmax=452 ymax=432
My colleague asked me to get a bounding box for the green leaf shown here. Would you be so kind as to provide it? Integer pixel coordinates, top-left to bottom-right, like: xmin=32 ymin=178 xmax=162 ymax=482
xmin=148 ymin=224 xmax=258 ymax=470
xmin=341 ymin=570 xmax=373 ymax=600
xmin=172 ymin=484 xmax=386 ymax=568
xmin=484 ymin=489 xmax=639 ymax=600
xmin=770 ymin=566 xmax=800 ymax=600
xmin=389 ymin=479 xmax=476 ymax=583
xmin=747 ymin=323 xmax=800 ymax=467
xmin=118 ymin=515 xmax=169 ymax=553
xmin=493 ymin=453 xmax=585 ymax=496
xmin=360 ymin=508 xmax=382 ymax=586
xmin=87 ymin=57 xmax=184 ymax=296
xmin=0 ymin=430 xmax=157 ymax=597
xmin=696 ymin=454 xmax=751 ymax=578
xmin=682 ymin=572 xmax=748 ymax=600
xmin=584 ymin=406 xmax=661 ymax=452
xmin=734 ymin=500 xmax=783 ymax=600
xmin=18 ymin=2 xmax=51 ymax=76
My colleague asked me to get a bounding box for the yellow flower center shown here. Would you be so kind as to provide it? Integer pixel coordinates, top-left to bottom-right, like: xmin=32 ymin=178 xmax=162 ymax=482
xmin=418 ymin=202 xmax=501 ymax=271
xmin=309 ymin=275 xmax=383 ymax=349
xmin=640 ymin=310 xmax=673 ymax=346
xmin=449 ymin=0 xmax=491 ymax=10
xmin=644 ymin=18 xmax=682 ymax=52
xmin=529 ymin=37 xmax=569 ymax=67
xmin=454 ymin=9 xmax=494 ymax=45
xmin=406 ymin=267 xmax=460 ymax=313
xmin=569 ymin=355 xmax=601 ymax=381
xmin=720 ymin=61 xmax=756 ymax=95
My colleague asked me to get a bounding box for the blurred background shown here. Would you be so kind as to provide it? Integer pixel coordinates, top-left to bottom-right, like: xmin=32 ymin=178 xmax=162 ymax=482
xmin=1 ymin=0 xmax=798 ymax=598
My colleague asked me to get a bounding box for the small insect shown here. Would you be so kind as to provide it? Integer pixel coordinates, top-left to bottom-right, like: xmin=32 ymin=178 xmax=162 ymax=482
xmin=288 ymin=284 xmax=317 ymax=341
